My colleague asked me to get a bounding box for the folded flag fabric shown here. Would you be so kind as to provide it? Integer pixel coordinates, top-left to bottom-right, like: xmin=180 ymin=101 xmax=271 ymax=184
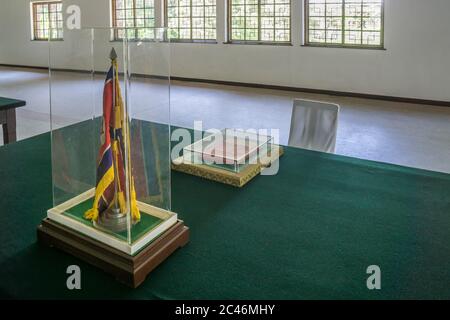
xmin=84 ymin=55 xmax=140 ymax=223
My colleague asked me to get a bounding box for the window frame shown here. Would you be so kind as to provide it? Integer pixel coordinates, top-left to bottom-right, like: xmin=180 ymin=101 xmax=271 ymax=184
xmin=163 ymin=0 xmax=218 ymax=43
xmin=111 ymin=0 xmax=156 ymax=41
xmin=303 ymin=0 xmax=385 ymax=49
xmin=227 ymin=0 xmax=292 ymax=45
xmin=31 ymin=1 xmax=64 ymax=41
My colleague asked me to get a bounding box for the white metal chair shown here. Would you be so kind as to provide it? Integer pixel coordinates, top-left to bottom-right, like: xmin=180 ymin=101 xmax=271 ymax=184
xmin=288 ymin=99 xmax=340 ymax=153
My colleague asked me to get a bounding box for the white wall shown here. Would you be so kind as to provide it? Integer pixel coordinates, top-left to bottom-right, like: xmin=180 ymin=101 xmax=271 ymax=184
xmin=1 ymin=0 xmax=450 ymax=101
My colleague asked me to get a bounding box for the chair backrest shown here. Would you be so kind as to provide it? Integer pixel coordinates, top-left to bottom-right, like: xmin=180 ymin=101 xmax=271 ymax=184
xmin=288 ymin=99 xmax=339 ymax=153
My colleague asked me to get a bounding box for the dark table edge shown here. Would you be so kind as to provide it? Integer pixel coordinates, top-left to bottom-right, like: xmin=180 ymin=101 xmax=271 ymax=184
xmin=0 ymin=99 xmax=27 ymax=110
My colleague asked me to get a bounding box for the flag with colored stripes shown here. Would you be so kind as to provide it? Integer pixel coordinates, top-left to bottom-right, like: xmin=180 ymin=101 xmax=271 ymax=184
xmin=84 ymin=58 xmax=140 ymax=223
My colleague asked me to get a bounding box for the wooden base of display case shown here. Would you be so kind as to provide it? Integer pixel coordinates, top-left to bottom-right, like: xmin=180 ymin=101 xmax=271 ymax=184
xmin=172 ymin=146 xmax=284 ymax=187
xmin=37 ymin=218 xmax=189 ymax=288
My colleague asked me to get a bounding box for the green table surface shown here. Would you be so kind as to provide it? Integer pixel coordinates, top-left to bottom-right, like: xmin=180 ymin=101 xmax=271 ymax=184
xmin=0 ymin=97 xmax=26 ymax=110
xmin=0 ymin=131 xmax=450 ymax=299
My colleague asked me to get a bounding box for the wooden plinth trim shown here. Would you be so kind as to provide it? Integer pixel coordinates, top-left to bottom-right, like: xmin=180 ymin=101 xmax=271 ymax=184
xmin=172 ymin=146 xmax=284 ymax=187
xmin=37 ymin=218 xmax=189 ymax=288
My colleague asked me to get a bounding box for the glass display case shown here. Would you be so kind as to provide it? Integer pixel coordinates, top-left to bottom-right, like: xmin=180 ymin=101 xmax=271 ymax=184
xmin=42 ymin=27 xmax=187 ymax=266
xmin=183 ymin=128 xmax=274 ymax=173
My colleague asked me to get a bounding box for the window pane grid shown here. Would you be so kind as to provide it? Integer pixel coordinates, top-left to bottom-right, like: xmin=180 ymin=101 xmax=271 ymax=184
xmin=167 ymin=0 xmax=217 ymax=41
xmin=113 ymin=0 xmax=155 ymax=40
xmin=230 ymin=0 xmax=291 ymax=43
xmin=306 ymin=0 xmax=383 ymax=47
xmin=32 ymin=1 xmax=63 ymax=40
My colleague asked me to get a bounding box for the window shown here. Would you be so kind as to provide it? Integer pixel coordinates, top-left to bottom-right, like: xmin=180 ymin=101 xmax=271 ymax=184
xmin=31 ymin=1 xmax=63 ymax=40
xmin=305 ymin=0 xmax=384 ymax=48
xmin=112 ymin=0 xmax=155 ymax=39
xmin=166 ymin=0 xmax=217 ymax=41
xmin=228 ymin=0 xmax=291 ymax=44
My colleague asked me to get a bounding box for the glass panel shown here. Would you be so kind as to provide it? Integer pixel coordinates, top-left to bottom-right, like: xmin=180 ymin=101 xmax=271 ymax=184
xmin=167 ymin=0 xmax=217 ymax=40
xmin=306 ymin=0 xmax=383 ymax=47
xmin=231 ymin=0 xmax=291 ymax=43
xmin=113 ymin=0 xmax=155 ymax=40
xmin=126 ymin=28 xmax=172 ymax=247
xmin=33 ymin=1 xmax=63 ymax=40
xmin=183 ymin=129 xmax=273 ymax=173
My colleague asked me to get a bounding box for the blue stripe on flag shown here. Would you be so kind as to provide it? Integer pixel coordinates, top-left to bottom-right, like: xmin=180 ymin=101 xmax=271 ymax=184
xmin=96 ymin=147 xmax=113 ymax=185
xmin=105 ymin=66 xmax=113 ymax=82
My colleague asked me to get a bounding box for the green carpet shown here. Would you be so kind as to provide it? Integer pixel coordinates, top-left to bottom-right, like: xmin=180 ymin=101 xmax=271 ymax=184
xmin=63 ymin=198 xmax=163 ymax=244
xmin=0 ymin=127 xmax=450 ymax=299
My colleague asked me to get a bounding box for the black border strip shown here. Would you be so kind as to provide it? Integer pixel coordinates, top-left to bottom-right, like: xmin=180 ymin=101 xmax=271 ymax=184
xmin=1 ymin=63 xmax=448 ymax=107
xmin=169 ymin=77 xmax=450 ymax=107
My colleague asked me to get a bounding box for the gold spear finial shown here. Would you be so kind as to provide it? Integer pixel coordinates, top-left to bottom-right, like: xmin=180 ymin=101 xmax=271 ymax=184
xmin=110 ymin=47 xmax=117 ymax=60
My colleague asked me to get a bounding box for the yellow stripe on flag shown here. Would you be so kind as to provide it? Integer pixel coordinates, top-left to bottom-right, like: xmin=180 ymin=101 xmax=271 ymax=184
xmin=84 ymin=166 xmax=115 ymax=221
